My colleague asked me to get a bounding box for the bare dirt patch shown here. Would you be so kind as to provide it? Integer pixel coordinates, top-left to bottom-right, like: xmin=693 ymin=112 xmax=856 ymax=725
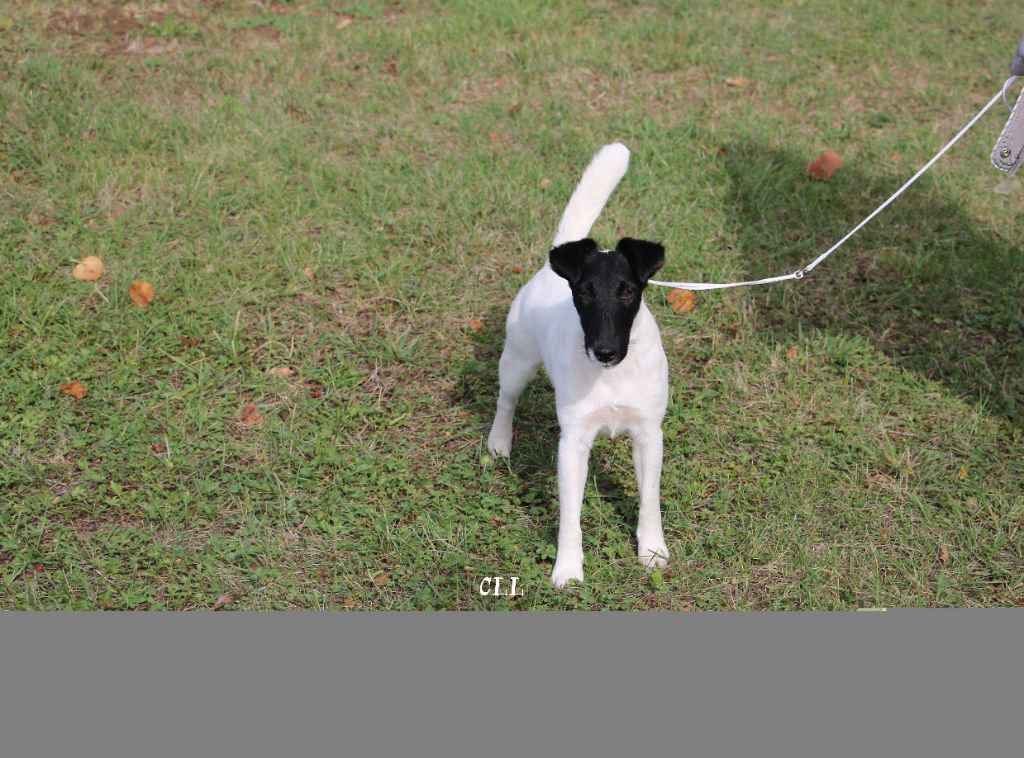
xmin=44 ymin=3 xmax=202 ymax=58
xmin=47 ymin=5 xmax=141 ymax=39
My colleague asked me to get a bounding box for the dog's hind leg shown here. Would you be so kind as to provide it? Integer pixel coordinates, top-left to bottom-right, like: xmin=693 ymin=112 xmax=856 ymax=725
xmin=487 ymin=341 xmax=540 ymax=457
xmin=633 ymin=425 xmax=670 ymax=569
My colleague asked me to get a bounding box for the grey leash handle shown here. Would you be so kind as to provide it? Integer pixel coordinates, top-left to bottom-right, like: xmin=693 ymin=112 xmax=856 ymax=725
xmin=990 ymin=33 xmax=1024 ymax=174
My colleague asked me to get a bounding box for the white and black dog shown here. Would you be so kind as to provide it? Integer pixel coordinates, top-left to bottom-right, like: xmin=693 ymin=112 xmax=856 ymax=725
xmin=487 ymin=143 xmax=670 ymax=588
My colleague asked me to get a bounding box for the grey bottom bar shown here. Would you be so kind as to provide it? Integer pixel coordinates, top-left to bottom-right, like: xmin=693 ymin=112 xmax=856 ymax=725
xmin=1 ymin=611 xmax=1020 ymax=758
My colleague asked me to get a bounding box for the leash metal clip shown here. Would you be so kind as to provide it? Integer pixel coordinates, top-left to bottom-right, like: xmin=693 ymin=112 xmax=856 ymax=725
xmin=991 ymin=33 xmax=1024 ymax=174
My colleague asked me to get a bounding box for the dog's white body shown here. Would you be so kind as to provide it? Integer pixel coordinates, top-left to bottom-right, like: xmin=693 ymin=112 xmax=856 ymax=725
xmin=487 ymin=143 xmax=670 ymax=587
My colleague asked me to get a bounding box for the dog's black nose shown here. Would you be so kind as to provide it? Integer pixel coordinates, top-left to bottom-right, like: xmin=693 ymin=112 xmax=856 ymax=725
xmin=594 ymin=349 xmax=617 ymax=364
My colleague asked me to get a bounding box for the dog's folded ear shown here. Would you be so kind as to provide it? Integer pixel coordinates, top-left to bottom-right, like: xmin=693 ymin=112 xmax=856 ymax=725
xmin=549 ymin=238 xmax=598 ymax=284
xmin=617 ymin=238 xmax=665 ymax=285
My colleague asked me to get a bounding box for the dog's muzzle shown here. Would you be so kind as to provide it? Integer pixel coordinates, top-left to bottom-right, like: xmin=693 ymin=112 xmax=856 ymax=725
xmin=586 ymin=347 xmax=622 ymax=367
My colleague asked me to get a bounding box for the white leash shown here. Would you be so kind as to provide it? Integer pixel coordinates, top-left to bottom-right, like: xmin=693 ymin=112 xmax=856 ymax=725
xmin=648 ymin=86 xmax=1010 ymax=292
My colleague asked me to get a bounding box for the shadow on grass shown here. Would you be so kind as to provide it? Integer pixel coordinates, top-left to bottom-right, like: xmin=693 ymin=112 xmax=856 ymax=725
xmin=718 ymin=139 xmax=1024 ymax=424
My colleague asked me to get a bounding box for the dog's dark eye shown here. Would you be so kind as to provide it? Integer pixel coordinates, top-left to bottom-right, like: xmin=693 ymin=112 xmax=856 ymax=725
xmin=619 ymin=288 xmax=636 ymax=302
xmin=579 ymin=289 xmax=593 ymax=304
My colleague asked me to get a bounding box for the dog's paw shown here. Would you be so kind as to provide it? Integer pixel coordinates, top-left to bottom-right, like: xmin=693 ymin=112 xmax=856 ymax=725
xmin=550 ymin=560 xmax=585 ymax=589
xmin=637 ymin=542 xmax=670 ymax=570
xmin=486 ymin=426 xmax=513 ymax=457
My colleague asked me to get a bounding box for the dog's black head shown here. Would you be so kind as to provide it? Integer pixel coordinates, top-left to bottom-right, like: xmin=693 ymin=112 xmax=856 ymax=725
xmin=549 ymin=237 xmax=665 ymax=367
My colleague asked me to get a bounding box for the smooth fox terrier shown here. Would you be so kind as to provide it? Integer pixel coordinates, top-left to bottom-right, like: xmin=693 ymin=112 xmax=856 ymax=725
xmin=487 ymin=143 xmax=670 ymax=588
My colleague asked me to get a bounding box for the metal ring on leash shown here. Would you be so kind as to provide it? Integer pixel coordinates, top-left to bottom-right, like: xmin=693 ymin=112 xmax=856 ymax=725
xmin=1002 ymin=75 xmax=1018 ymax=112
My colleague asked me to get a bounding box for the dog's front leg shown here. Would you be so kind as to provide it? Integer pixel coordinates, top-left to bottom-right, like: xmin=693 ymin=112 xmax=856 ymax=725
xmin=551 ymin=428 xmax=596 ymax=588
xmin=633 ymin=425 xmax=669 ymax=569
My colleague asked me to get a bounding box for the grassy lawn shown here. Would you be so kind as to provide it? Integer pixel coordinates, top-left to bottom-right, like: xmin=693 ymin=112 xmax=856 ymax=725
xmin=1 ymin=0 xmax=1022 ymax=610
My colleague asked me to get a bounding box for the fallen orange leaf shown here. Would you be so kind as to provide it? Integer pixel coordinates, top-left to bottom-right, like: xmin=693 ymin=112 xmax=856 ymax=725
xmin=58 ymin=381 xmax=88 ymax=399
xmin=374 ymin=573 xmax=390 ymax=586
xmin=336 ymin=15 xmax=354 ymax=29
xmin=72 ymin=256 xmax=104 ymax=281
xmin=268 ymin=366 xmax=295 ymax=378
xmin=285 ymin=104 xmax=310 ymax=122
xmin=725 ymin=77 xmax=749 ymax=87
xmin=212 ymin=593 xmax=233 ymax=610
xmin=667 ymin=288 xmax=695 ymax=313
xmin=468 ymin=318 xmax=484 ymax=331
xmin=785 ymin=346 xmax=799 ymax=360
xmin=129 ymin=281 xmax=154 ymax=308
xmin=806 ymin=150 xmax=844 ymax=181
xmin=939 ymin=544 xmax=950 ymax=565
xmin=239 ymin=403 xmax=262 ymax=427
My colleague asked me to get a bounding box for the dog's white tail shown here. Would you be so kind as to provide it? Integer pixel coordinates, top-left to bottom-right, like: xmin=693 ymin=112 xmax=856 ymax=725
xmin=551 ymin=143 xmax=630 ymax=248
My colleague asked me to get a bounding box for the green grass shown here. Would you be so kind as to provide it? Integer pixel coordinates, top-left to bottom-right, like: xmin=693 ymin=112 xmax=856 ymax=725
xmin=1 ymin=0 xmax=1022 ymax=610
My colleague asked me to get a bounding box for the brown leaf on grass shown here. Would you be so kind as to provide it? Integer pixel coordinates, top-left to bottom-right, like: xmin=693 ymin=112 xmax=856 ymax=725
xmin=666 ymin=288 xmax=695 ymax=313
xmin=179 ymin=335 xmax=200 ymax=348
xmin=381 ymin=59 xmax=398 ymax=76
xmin=286 ymin=104 xmax=310 ymax=122
xmin=239 ymin=403 xmax=262 ymax=427
xmin=869 ymin=471 xmax=895 ymax=487
xmin=31 ymin=213 xmax=57 ymax=227
xmin=806 ymin=150 xmax=844 ymax=181
xmin=212 ymin=593 xmax=233 ymax=611
xmin=129 ymin=281 xmax=154 ymax=308
xmin=72 ymin=256 xmax=104 ymax=281
xmin=725 ymin=77 xmax=749 ymax=87
xmin=539 ymin=178 xmax=552 ymax=190
xmin=151 ymin=441 xmax=166 ymax=455
xmin=939 ymin=544 xmax=950 ymax=565
xmin=336 ymin=15 xmax=354 ymax=29
xmin=890 ymin=151 xmax=903 ymax=161
xmin=374 ymin=573 xmax=390 ymax=586
xmin=467 ymin=318 xmax=484 ymax=331
xmin=785 ymin=346 xmax=799 ymax=360
xmin=268 ymin=366 xmax=295 ymax=378
xmin=58 ymin=381 xmax=88 ymax=399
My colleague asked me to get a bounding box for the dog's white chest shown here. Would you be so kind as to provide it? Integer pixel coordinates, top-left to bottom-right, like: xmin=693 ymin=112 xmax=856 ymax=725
xmin=586 ymin=404 xmax=644 ymax=439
